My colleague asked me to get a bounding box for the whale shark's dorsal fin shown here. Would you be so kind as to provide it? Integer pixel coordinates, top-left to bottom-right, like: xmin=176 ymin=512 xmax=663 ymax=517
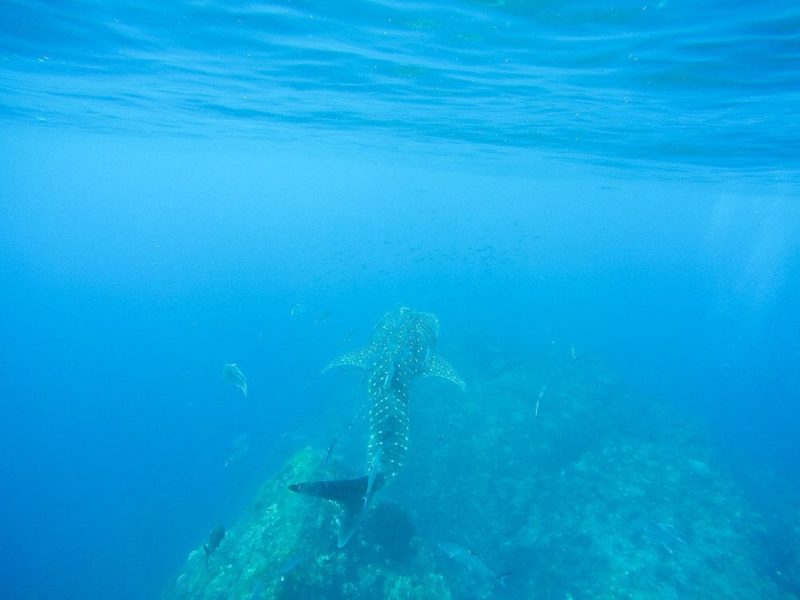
xmin=322 ymin=348 xmax=371 ymax=374
xmin=423 ymin=354 xmax=466 ymax=391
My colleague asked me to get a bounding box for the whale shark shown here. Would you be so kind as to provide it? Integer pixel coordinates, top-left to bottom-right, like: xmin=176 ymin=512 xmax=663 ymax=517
xmin=289 ymin=307 xmax=464 ymax=547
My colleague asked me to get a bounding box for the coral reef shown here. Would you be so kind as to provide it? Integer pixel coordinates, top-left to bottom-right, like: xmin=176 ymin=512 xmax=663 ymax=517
xmin=164 ymin=345 xmax=795 ymax=599
xmin=163 ymin=447 xmax=445 ymax=600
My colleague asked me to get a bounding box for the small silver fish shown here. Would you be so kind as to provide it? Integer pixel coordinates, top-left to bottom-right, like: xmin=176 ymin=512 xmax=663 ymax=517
xmin=439 ymin=542 xmax=509 ymax=590
xmin=223 ymin=363 xmax=248 ymax=397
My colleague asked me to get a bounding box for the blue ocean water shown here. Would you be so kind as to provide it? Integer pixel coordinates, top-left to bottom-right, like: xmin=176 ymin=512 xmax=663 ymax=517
xmin=1 ymin=1 xmax=799 ymax=599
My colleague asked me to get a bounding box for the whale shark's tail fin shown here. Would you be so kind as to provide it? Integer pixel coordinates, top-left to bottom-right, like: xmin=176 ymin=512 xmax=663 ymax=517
xmin=289 ymin=473 xmax=386 ymax=548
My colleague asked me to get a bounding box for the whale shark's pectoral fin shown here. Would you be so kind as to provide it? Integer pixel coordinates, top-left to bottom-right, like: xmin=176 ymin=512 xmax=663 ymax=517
xmin=289 ymin=474 xmax=383 ymax=547
xmin=423 ymin=354 xmax=466 ymax=391
xmin=321 ymin=348 xmax=371 ymax=374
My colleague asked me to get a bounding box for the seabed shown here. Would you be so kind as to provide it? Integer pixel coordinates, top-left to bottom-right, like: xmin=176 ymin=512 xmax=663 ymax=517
xmin=164 ymin=342 xmax=798 ymax=599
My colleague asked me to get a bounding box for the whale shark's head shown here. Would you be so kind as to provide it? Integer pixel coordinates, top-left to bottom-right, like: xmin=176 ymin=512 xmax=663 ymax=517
xmin=380 ymin=308 xmax=438 ymax=344
xmin=412 ymin=310 xmax=439 ymax=351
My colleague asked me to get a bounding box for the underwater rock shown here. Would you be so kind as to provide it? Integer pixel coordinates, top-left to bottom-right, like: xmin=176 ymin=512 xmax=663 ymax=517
xmin=163 ymin=446 xmax=453 ymax=600
xmin=391 ymin=354 xmax=785 ymax=599
xmin=163 ymin=448 xmax=330 ymax=600
xmin=167 ymin=349 xmax=788 ymax=600
xmin=385 ymin=574 xmax=451 ymax=600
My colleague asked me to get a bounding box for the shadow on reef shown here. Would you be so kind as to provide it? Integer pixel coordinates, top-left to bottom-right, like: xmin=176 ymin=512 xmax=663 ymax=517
xmin=164 ymin=344 xmax=800 ymax=600
xmin=361 ymin=502 xmax=417 ymax=566
xmin=754 ymin=525 xmax=800 ymax=597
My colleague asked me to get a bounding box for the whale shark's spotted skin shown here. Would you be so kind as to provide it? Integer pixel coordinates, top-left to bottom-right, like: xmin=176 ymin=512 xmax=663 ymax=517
xmin=363 ymin=309 xmax=434 ymax=478
xmin=292 ymin=307 xmax=464 ymax=546
xmin=325 ymin=307 xmax=465 ymax=482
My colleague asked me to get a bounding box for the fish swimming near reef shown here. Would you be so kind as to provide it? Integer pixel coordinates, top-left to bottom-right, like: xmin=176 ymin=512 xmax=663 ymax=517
xmin=313 ymin=309 xmax=332 ymax=326
xmin=203 ymin=526 xmax=225 ymax=567
xmin=289 ymin=307 xmax=465 ymax=547
xmin=224 ymin=433 xmax=249 ymax=469
xmin=272 ymin=549 xmax=309 ymax=577
xmin=223 ymin=363 xmax=248 ymax=397
xmin=635 ymin=519 xmax=686 ymax=555
xmin=439 ymin=541 xmax=510 ymax=591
